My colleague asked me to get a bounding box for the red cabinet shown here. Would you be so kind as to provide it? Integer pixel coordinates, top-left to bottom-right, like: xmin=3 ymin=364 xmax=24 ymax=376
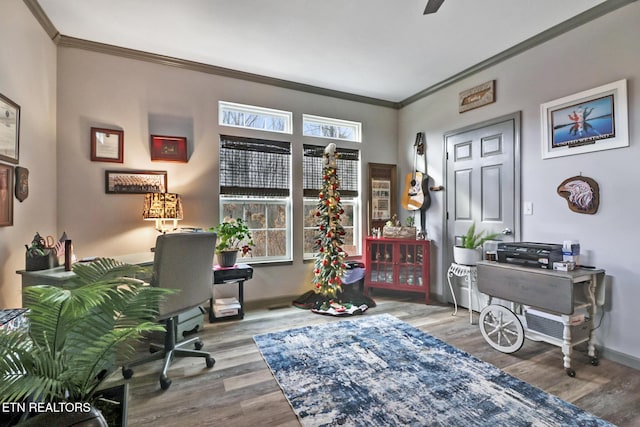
xmin=364 ymin=237 xmax=431 ymax=304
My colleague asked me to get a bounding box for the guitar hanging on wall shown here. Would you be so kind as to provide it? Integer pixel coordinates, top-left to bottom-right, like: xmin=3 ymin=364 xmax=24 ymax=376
xmin=402 ymin=132 xmax=427 ymax=211
xmin=419 ymin=134 xmax=433 ymax=238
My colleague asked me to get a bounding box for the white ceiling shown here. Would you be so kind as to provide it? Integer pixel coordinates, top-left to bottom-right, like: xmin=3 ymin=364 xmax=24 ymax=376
xmin=37 ymin=0 xmax=610 ymax=104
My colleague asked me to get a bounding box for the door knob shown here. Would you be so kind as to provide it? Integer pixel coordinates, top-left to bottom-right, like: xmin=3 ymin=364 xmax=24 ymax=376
xmin=502 ymin=228 xmax=513 ymax=235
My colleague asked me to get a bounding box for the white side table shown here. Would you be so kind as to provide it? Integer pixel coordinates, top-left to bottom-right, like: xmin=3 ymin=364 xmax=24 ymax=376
xmin=447 ymin=263 xmax=478 ymax=324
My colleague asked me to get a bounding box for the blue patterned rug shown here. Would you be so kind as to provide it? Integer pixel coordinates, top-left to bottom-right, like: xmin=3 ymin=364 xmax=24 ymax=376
xmin=254 ymin=314 xmax=612 ymax=427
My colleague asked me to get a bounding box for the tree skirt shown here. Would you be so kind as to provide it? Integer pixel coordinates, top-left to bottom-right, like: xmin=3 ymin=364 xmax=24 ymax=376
xmin=292 ymin=284 xmax=376 ymax=317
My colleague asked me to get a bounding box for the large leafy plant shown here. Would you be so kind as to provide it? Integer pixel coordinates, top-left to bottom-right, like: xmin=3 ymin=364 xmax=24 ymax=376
xmin=0 ymin=258 xmax=174 ymax=406
xmin=459 ymin=222 xmax=500 ymax=249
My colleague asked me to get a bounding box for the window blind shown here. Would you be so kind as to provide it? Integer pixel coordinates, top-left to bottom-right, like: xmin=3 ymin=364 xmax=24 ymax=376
xmin=219 ymin=135 xmax=291 ymax=197
xmin=303 ymin=144 xmax=359 ymax=198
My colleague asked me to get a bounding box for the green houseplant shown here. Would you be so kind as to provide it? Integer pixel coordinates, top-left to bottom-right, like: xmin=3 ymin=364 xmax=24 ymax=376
xmin=209 ymin=218 xmax=255 ymax=267
xmin=454 ymin=222 xmax=500 ymax=265
xmin=0 ymin=258 xmax=174 ymax=426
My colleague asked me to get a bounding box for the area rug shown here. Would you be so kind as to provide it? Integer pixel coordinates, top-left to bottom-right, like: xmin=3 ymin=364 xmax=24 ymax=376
xmin=253 ymin=314 xmax=612 ymax=427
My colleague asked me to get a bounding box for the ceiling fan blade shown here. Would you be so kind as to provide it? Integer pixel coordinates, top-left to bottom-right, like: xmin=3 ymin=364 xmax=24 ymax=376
xmin=424 ymin=0 xmax=445 ymax=14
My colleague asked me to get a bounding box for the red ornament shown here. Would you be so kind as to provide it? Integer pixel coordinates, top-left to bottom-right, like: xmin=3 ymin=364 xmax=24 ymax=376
xmin=319 ymin=193 xmax=324 ymax=199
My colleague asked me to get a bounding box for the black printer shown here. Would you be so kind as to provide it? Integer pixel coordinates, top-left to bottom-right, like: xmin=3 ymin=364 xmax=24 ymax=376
xmin=496 ymin=242 xmax=563 ymax=269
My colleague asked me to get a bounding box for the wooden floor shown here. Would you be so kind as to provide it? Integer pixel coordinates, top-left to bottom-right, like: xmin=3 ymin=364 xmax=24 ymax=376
xmin=112 ymin=295 xmax=640 ymax=427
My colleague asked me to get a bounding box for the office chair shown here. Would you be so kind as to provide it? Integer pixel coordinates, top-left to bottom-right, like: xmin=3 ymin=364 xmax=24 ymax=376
xmin=122 ymin=232 xmax=217 ymax=390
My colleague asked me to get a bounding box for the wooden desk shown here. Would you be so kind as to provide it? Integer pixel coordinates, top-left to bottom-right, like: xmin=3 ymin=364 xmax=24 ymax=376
xmin=16 ymin=252 xmax=154 ymax=288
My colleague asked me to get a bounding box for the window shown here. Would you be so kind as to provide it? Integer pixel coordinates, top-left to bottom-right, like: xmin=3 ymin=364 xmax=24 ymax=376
xmin=302 ymin=114 xmax=362 ymax=142
xmin=219 ymin=135 xmax=292 ymax=262
xmin=219 ymin=101 xmax=292 ymax=134
xmin=302 ymin=144 xmax=361 ymax=259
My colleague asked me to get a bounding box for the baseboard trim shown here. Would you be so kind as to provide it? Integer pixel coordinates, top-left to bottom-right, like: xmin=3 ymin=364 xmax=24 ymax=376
xmin=600 ymin=346 xmax=640 ymax=371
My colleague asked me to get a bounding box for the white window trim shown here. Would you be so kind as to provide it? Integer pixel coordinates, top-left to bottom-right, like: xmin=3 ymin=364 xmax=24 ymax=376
xmin=219 ymin=196 xmax=293 ymax=264
xmin=302 ymin=114 xmax=362 ymax=142
xmin=219 ymin=101 xmax=293 ymax=134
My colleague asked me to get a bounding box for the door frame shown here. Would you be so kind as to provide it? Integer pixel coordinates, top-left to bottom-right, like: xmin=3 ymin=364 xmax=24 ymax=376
xmin=441 ymin=111 xmax=522 ymax=294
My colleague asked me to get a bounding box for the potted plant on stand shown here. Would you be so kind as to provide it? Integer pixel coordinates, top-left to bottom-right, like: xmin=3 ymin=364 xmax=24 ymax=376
xmin=453 ymin=222 xmax=500 ymax=266
xmin=0 ymin=258 xmax=174 ymax=426
xmin=210 ymin=217 xmax=255 ymax=267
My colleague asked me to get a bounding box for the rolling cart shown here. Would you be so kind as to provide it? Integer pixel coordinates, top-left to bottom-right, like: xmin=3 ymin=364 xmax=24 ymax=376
xmin=475 ymin=261 xmax=605 ymax=377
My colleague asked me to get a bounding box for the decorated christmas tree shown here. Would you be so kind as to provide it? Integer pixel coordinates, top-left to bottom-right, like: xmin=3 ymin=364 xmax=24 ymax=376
xmin=311 ymin=143 xmax=347 ymax=300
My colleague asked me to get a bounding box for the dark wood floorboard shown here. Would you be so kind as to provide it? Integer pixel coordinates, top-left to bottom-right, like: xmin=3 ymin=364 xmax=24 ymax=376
xmin=106 ymin=296 xmax=640 ymax=427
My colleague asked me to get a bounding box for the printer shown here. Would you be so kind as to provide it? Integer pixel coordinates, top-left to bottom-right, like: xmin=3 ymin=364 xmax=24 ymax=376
xmin=496 ymin=241 xmax=563 ymax=269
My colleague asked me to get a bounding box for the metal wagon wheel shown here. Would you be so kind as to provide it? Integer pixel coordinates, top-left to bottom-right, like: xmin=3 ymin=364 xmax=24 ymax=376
xmin=479 ymin=304 xmax=525 ymax=354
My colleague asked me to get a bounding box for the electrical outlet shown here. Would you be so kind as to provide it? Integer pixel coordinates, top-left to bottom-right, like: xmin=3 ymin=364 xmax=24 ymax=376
xmin=524 ymin=202 xmax=533 ymax=215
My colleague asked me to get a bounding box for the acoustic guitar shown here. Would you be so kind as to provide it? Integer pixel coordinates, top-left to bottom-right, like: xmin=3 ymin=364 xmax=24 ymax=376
xmin=402 ymin=132 xmax=426 ymax=211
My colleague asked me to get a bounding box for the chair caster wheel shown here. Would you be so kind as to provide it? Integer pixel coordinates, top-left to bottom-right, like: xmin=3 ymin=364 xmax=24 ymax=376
xmin=591 ymin=357 xmax=600 ymax=366
xmin=122 ymin=368 xmax=133 ymax=379
xmin=195 ymin=340 xmax=204 ymax=350
xmin=566 ymin=368 xmax=576 ymax=377
xmin=160 ymin=375 xmax=172 ymax=390
xmin=206 ymin=356 xmax=215 ymax=368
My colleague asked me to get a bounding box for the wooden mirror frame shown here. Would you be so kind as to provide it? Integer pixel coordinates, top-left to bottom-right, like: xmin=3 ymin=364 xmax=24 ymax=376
xmin=367 ymin=163 xmax=397 ymax=234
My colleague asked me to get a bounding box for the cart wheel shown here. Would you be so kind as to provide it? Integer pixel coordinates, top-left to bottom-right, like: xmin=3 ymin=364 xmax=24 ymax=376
xmin=590 ymin=357 xmax=600 ymax=366
xmin=566 ymin=368 xmax=576 ymax=377
xmin=122 ymin=367 xmax=133 ymax=380
xmin=479 ymin=304 xmax=525 ymax=354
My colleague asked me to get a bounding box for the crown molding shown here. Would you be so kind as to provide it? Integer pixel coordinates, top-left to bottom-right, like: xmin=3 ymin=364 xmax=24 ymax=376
xmin=398 ymin=0 xmax=637 ymax=107
xmin=26 ymin=0 xmax=635 ymax=110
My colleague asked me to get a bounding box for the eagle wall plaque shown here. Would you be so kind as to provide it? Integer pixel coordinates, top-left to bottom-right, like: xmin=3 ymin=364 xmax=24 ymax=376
xmin=557 ymin=175 xmax=599 ymax=214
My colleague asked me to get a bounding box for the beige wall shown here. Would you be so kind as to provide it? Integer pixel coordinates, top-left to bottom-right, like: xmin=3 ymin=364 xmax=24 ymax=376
xmin=398 ymin=2 xmax=640 ymax=366
xmin=0 ymin=0 xmax=57 ymax=308
xmin=55 ymin=47 xmax=398 ymax=305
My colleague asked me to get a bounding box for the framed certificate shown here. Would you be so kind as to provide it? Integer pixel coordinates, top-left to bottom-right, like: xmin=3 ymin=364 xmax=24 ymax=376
xmin=91 ymin=127 xmax=124 ymax=163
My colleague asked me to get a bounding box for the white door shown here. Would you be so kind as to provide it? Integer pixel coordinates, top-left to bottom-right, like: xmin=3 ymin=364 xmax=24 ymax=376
xmin=444 ymin=112 xmax=521 ymax=312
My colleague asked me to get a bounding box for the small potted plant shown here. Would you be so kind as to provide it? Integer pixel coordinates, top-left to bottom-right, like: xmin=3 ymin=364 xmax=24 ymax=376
xmin=209 ymin=217 xmax=255 ymax=267
xmin=453 ymin=222 xmax=500 ymax=265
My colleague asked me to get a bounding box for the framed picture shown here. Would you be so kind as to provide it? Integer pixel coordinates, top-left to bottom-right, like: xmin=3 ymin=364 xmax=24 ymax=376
xmin=91 ymin=127 xmax=124 ymax=163
xmin=541 ymin=79 xmax=628 ymax=159
xmin=105 ymin=170 xmax=167 ymax=194
xmin=459 ymin=80 xmax=495 ymax=113
xmin=150 ymin=135 xmax=188 ymax=162
xmin=0 ymin=163 xmax=14 ymax=226
xmin=0 ymin=93 xmax=20 ymax=164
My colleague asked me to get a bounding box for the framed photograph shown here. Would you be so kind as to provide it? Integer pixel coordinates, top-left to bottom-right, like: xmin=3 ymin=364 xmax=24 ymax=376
xmin=541 ymin=79 xmax=628 ymax=159
xmin=0 ymin=93 xmax=20 ymax=164
xmin=105 ymin=170 xmax=167 ymax=194
xmin=150 ymin=135 xmax=188 ymax=162
xmin=0 ymin=163 xmax=14 ymax=226
xmin=459 ymin=80 xmax=495 ymax=113
xmin=371 ymin=179 xmax=391 ymax=220
xmin=91 ymin=127 xmax=124 ymax=163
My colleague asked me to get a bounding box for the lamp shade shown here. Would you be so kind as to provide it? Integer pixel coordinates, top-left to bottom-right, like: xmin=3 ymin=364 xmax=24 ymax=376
xmin=143 ymin=193 xmax=183 ymax=220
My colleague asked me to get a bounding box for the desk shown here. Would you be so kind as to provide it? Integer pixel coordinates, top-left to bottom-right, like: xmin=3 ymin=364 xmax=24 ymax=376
xmin=17 ymin=255 xmax=254 ymax=326
xmin=17 ymin=252 xmax=154 ymax=288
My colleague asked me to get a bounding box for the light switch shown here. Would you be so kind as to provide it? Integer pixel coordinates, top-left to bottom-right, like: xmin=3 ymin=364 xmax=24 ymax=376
xmin=524 ymin=202 xmax=533 ymax=215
